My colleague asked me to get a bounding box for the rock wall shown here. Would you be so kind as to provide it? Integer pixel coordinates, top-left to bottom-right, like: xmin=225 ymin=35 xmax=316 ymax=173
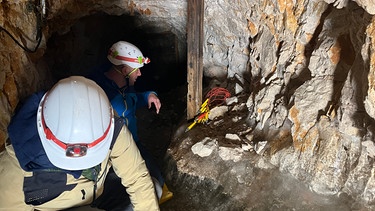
xmin=1 ymin=0 xmax=375 ymax=207
xmin=242 ymin=0 xmax=375 ymax=205
xmin=0 ymin=0 xmax=52 ymax=150
xmin=203 ymin=0 xmax=375 ymax=206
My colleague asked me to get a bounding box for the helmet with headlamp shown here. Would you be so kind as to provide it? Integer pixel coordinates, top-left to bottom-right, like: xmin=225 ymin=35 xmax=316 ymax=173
xmin=36 ymin=76 xmax=114 ymax=170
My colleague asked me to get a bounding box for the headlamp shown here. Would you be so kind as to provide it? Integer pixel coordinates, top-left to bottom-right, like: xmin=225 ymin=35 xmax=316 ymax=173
xmin=66 ymin=144 xmax=88 ymax=157
xmin=41 ymin=107 xmax=112 ymax=158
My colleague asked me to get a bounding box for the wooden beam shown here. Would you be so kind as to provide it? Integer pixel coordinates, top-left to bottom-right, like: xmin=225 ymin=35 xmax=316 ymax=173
xmin=187 ymin=0 xmax=204 ymax=120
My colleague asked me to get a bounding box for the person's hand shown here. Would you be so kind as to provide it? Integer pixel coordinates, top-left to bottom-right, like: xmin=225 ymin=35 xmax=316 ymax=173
xmin=148 ymin=93 xmax=161 ymax=114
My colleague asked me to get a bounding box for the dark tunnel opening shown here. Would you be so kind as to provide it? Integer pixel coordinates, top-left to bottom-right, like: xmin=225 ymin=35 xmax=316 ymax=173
xmin=43 ymin=13 xmax=189 ymax=160
xmin=43 ymin=12 xmax=189 ymax=152
xmin=44 ymin=13 xmax=187 ymax=93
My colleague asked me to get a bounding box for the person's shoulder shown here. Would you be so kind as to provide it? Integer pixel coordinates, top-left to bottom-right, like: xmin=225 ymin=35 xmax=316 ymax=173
xmin=110 ymin=124 xmax=135 ymax=156
xmin=7 ymin=91 xmax=46 ymax=149
xmin=12 ymin=91 xmax=45 ymax=116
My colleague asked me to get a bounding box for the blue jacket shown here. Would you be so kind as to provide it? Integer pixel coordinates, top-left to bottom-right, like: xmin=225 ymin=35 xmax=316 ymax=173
xmin=89 ymin=63 xmax=155 ymax=142
xmin=88 ymin=63 xmax=165 ymax=186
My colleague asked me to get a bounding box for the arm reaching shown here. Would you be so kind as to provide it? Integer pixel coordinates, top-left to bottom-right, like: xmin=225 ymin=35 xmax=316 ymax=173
xmin=147 ymin=92 xmax=161 ymax=114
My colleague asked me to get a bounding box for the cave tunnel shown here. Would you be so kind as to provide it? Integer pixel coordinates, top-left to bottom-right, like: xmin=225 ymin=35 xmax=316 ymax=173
xmin=3 ymin=1 xmax=375 ymax=211
xmin=44 ymin=13 xmax=187 ymax=93
xmin=41 ymin=12 xmax=251 ymax=211
xmin=43 ymin=12 xmax=190 ymax=172
xmin=44 ymin=12 xmax=194 ymax=211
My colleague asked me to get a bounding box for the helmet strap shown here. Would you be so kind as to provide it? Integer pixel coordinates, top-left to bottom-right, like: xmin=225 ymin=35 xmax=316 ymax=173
xmin=114 ymin=66 xmax=138 ymax=79
xmin=113 ymin=66 xmax=131 ymax=80
xmin=126 ymin=68 xmax=138 ymax=78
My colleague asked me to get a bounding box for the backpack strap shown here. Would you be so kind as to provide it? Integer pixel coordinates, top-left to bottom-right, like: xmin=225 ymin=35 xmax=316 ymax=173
xmin=110 ymin=116 xmax=124 ymax=149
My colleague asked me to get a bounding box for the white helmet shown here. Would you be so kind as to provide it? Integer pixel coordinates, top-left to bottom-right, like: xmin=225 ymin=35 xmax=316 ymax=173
xmin=107 ymin=41 xmax=150 ymax=68
xmin=37 ymin=76 xmax=114 ymax=170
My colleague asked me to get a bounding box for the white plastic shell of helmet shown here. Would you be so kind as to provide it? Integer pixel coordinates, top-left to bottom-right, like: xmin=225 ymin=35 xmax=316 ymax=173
xmin=37 ymin=76 xmax=114 ymax=170
xmin=107 ymin=41 xmax=146 ymax=68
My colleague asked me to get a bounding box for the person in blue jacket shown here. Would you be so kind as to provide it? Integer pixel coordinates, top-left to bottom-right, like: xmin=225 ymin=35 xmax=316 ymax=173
xmin=89 ymin=41 xmax=173 ymax=204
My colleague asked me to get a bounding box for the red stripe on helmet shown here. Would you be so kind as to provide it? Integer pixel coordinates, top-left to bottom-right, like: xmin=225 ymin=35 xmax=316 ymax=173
xmin=108 ymin=49 xmax=150 ymax=64
xmin=41 ymin=104 xmax=113 ymax=150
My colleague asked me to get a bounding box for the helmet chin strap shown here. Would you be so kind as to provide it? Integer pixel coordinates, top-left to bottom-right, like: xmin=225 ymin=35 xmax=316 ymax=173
xmin=114 ymin=66 xmax=126 ymax=76
xmin=127 ymin=68 xmax=138 ymax=77
xmin=114 ymin=66 xmax=138 ymax=78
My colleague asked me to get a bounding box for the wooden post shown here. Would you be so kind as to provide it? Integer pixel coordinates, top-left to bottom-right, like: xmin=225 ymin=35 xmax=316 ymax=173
xmin=187 ymin=0 xmax=204 ymax=120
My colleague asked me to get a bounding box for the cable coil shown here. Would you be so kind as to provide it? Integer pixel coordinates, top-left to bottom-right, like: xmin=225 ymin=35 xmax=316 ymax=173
xmin=185 ymin=87 xmax=231 ymax=132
